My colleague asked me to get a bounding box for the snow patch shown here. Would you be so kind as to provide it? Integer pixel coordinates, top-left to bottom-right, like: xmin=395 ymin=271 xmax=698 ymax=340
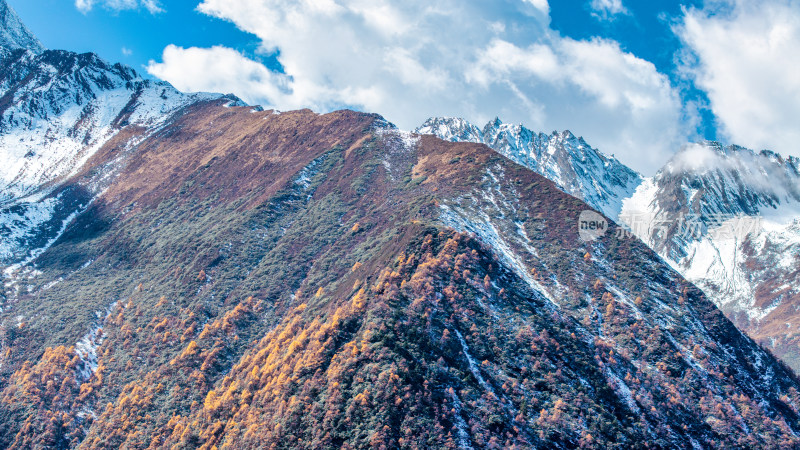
xmin=75 ymin=301 xmax=117 ymax=383
xmin=604 ymin=366 xmax=640 ymax=414
xmin=440 ymin=203 xmax=558 ymax=307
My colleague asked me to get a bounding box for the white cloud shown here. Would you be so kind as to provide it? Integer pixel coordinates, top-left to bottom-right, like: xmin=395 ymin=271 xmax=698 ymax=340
xmin=75 ymin=0 xmax=163 ymax=14
xmin=666 ymin=143 xmax=795 ymax=198
xmin=677 ymin=0 xmax=800 ymax=158
xmin=523 ymin=0 xmax=550 ymax=16
xmin=589 ymin=0 xmax=629 ymax=21
xmin=147 ymin=45 xmax=290 ymax=104
xmin=121 ymin=47 xmax=133 ymax=56
xmin=668 ymin=143 xmax=725 ymax=173
xmin=147 ymin=0 xmax=686 ymax=173
xmin=466 ymin=40 xmax=561 ymax=87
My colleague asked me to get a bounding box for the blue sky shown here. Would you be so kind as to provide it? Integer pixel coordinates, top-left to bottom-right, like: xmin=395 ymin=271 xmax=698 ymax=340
xmin=7 ymin=0 xmax=800 ymax=174
xmin=549 ymin=0 xmax=716 ymax=141
xmin=6 ymin=0 xmax=265 ymax=70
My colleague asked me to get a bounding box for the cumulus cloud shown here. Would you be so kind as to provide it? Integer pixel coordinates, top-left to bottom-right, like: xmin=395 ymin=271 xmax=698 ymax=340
xmin=523 ymin=0 xmax=550 ymax=16
xmin=589 ymin=0 xmax=629 ymax=21
xmin=677 ymin=0 xmax=800 ymax=158
xmin=75 ymin=0 xmax=163 ymax=14
xmin=147 ymin=46 xmax=291 ymax=104
xmin=147 ymin=0 xmax=686 ymax=173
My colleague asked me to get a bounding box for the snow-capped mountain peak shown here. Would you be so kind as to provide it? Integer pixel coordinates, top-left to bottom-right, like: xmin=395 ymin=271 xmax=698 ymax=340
xmin=0 ymin=10 xmax=235 ymax=264
xmin=421 ymin=115 xmax=800 ymax=372
xmin=416 ymin=117 xmax=483 ymax=143
xmin=0 ymin=0 xmax=43 ymax=54
xmin=619 ymin=140 xmax=800 ymax=368
xmin=415 ymin=116 xmax=642 ymax=219
xmin=656 ymin=141 xmax=800 ymax=221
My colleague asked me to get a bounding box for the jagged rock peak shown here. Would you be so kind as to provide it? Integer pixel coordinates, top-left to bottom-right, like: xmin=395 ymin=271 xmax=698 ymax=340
xmin=0 ymin=0 xmax=44 ymax=54
xmin=415 ymin=116 xmax=643 ymax=218
xmin=663 ymin=141 xmax=800 ymax=180
xmin=416 ymin=116 xmax=483 ymax=143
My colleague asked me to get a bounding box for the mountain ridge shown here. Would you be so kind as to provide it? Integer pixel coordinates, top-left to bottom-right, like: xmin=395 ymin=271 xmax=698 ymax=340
xmin=420 ymin=115 xmax=800 ymax=373
xmin=0 ymin=34 xmax=240 ymax=265
xmin=0 ymin=0 xmax=43 ymax=54
xmin=416 ymin=117 xmax=642 ymax=219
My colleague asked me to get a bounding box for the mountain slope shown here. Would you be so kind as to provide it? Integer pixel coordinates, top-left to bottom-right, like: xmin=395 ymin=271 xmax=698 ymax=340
xmin=0 ymin=105 xmax=799 ymax=448
xmin=0 ymin=0 xmax=42 ymax=54
xmin=620 ymin=142 xmax=800 ymax=369
xmin=0 ymin=25 xmax=234 ymax=264
xmin=416 ymin=117 xmax=642 ymax=219
xmin=419 ymin=117 xmax=800 ymax=374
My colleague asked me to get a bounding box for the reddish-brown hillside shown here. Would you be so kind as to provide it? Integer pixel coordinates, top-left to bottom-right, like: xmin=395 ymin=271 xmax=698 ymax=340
xmin=0 ymin=103 xmax=799 ymax=448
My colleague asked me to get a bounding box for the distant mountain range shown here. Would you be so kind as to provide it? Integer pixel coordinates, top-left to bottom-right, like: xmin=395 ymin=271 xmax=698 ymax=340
xmin=417 ymin=117 xmax=800 ymax=372
xmin=2 ymin=0 xmax=800 ymax=447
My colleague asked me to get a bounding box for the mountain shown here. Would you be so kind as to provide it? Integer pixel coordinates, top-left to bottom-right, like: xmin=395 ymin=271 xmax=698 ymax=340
xmin=0 ymin=7 xmax=235 ymax=265
xmin=0 ymin=104 xmax=799 ymax=448
xmin=416 ymin=117 xmax=642 ymax=219
xmin=620 ymin=142 xmax=800 ymax=369
xmin=3 ymin=9 xmax=800 ymax=449
xmin=0 ymin=0 xmax=43 ymax=54
xmin=419 ymin=117 xmax=800 ymax=374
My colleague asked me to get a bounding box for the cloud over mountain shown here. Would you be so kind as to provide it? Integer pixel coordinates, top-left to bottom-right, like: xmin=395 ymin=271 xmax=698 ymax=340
xmin=146 ymin=0 xmax=686 ymax=173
